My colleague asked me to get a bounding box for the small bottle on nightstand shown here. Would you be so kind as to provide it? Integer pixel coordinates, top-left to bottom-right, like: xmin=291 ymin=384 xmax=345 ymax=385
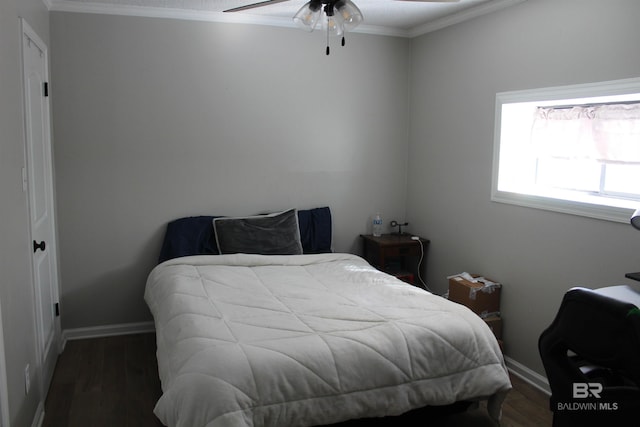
xmin=372 ymin=213 xmax=383 ymax=237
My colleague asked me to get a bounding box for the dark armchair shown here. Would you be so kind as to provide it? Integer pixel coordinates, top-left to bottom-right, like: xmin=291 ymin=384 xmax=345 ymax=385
xmin=538 ymin=286 xmax=640 ymax=426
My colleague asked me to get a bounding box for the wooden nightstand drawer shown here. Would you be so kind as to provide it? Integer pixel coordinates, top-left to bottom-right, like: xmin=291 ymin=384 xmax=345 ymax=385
xmin=360 ymin=234 xmax=429 ymax=286
xmin=382 ymin=245 xmax=420 ymax=257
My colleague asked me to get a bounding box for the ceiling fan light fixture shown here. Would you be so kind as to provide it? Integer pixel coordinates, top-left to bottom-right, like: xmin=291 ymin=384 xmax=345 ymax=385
xmin=292 ymin=0 xmax=363 ymax=55
xmin=334 ymin=0 xmax=363 ymax=31
xmin=293 ymin=0 xmax=323 ymax=32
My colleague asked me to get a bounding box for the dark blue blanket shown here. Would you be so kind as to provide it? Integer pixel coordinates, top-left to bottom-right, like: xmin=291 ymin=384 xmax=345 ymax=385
xmin=158 ymin=207 xmax=332 ymax=264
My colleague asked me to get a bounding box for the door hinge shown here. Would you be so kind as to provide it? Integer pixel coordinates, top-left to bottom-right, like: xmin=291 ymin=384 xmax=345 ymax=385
xmin=43 ymin=82 xmax=49 ymax=97
xmin=55 ymin=302 xmax=60 ymax=317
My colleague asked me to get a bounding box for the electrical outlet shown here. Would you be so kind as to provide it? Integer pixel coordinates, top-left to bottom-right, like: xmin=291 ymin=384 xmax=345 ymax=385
xmin=24 ymin=364 xmax=30 ymax=395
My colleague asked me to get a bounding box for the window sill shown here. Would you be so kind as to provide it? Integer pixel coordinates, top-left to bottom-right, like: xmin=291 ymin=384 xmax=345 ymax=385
xmin=491 ymin=189 xmax=636 ymax=224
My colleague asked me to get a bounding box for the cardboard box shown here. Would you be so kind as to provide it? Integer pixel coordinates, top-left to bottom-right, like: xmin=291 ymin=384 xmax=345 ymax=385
xmin=448 ymin=275 xmax=501 ymax=317
xmin=483 ymin=315 xmax=503 ymax=340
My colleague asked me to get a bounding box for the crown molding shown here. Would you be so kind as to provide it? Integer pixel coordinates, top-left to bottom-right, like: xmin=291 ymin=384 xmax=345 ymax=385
xmin=46 ymin=0 xmax=411 ymax=37
xmin=47 ymin=0 xmax=526 ymax=38
xmin=47 ymin=0 xmax=292 ymax=28
xmin=409 ymin=0 xmax=527 ymax=38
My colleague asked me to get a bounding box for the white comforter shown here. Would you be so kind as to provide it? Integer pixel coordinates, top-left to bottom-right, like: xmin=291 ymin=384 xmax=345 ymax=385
xmin=145 ymin=253 xmax=511 ymax=427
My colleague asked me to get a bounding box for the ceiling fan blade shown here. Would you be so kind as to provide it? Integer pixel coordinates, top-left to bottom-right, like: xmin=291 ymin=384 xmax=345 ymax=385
xmin=224 ymin=0 xmax=291 ymax=12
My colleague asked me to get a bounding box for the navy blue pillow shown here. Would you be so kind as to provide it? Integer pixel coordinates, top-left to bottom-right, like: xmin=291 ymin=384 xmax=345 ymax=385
xmin=297 ymin=207 xmax=332 ymax=254
xmin=158 ymin=216 xmax=220 ymax=263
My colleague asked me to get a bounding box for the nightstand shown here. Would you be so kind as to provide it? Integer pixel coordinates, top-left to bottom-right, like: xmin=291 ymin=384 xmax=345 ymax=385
xmin=360 ymin=234 xmax=429 ymax=285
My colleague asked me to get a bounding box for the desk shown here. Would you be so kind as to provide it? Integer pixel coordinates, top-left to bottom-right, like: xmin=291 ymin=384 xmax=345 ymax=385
xmin=594 ymin=283 xmax=640 ymax=308
xmin=360 ymin=234 xmax=429 ymax=284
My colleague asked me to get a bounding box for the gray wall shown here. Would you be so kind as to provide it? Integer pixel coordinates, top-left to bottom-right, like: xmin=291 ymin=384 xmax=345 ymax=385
xmin=51 ymin=13 xmax=411 ymax=330
xmin=407 ymin=0 xmax=640 ymax=377
xmin=0 ymin=0 xmax=51 ymax=425
xmin=48 ymin=0 xmax=640 ymax=390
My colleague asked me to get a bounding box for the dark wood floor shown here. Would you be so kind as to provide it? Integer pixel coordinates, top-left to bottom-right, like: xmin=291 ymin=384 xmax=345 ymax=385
xmin=43 ymin=333 xmax=163 ymax=427
xmin=42 ymin=333 xmax=552 ymax=427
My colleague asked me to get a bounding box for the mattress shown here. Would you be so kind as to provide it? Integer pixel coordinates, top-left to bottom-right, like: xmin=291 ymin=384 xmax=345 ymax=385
xmin=144 ymin=253 xmax=511 ymax=427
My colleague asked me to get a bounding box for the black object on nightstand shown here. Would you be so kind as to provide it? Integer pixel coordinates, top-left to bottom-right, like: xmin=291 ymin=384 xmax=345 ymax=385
xmin=360 ymin=234 xmax=429 ymax=285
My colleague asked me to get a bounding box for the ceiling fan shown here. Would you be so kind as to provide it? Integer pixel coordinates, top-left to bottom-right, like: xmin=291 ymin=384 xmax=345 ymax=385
xmin=224 ymin=0 xmax=461 ymax=55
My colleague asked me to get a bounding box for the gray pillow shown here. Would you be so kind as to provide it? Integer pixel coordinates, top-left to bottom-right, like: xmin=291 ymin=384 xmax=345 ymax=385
xmin=213 ymin=209 xmax=303 ymax=255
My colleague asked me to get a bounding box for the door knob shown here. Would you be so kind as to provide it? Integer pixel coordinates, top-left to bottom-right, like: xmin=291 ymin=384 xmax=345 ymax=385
xmin=33 ymin=240 xmax=46 ymax=253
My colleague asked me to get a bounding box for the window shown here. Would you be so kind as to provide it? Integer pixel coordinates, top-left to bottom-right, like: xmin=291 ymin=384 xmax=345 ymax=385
xmin=492 ymin=78 xmax=640 ymax=223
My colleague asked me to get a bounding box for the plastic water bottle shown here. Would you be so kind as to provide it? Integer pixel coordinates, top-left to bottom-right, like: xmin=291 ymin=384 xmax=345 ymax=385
xmin=372 ymin=213 xmax=383 ymax=237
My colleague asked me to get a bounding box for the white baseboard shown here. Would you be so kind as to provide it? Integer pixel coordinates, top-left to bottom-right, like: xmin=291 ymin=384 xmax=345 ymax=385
xmin=504 ymin=355 xmax=551 ymax=395
xmin=61 ymin=321 xmax=155 ymax=350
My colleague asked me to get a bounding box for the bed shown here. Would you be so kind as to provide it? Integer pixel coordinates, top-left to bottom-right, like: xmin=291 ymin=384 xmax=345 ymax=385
xmin=145 ymin=208 xmax=511 ymax=427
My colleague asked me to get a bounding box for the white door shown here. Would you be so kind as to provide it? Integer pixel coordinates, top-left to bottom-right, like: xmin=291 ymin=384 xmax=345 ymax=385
xmin=21 ymin=19 xmax=61 ymax=395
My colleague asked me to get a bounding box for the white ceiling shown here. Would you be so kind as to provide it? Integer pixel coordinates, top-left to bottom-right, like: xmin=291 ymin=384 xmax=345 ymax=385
xmin=46 ymin=0 xmax=525 ymax=37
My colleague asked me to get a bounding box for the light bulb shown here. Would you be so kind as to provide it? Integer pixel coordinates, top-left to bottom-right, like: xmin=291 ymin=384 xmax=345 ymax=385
xmin=300 ymin=12 xmax=316 ymax=26
xmin=293 ymin=1 xmax=322 ymax=32
xmin=322 ymin=7 xmax=344 ymax=36
xmin=334 ymin=0 xmax=363 ymax=31
xmin=339 ymin=7 xmax=354 ymax=22
xmin=326 ymin=17 xmax=343 ymax=35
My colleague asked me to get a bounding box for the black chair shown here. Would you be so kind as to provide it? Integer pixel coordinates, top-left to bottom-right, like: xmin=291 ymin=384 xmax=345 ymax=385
xmin=539 ymin=286 xmax=640 ymax=426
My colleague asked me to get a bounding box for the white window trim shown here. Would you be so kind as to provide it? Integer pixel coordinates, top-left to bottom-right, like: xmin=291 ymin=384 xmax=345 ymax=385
xmin=491 ymin=77 xmax=640 ymax=224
